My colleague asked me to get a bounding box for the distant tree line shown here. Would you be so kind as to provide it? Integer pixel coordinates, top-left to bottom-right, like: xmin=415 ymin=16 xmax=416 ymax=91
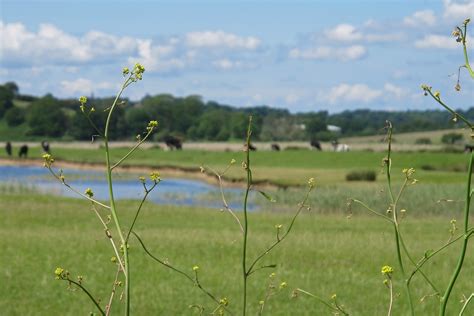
xmin=0 ymin=82 xmax=472 ymax=141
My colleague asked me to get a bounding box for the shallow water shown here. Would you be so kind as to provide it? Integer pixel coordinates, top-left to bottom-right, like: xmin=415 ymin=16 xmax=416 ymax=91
xmin=0 ymin=165 xmax=252 ymax=210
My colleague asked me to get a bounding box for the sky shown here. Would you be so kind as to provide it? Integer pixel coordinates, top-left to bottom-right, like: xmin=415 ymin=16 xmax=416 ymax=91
xmin=0 ymin=0 xmax=473 ymax=113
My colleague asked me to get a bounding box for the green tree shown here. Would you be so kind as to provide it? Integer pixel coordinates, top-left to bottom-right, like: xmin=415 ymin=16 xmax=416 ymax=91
xmin=27 ymin=95 xmax=68 ymax=137
xmin=5 ymin=106 xmax=26 ymax=126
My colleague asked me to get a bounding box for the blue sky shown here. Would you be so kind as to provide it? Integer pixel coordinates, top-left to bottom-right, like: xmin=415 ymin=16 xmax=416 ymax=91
xmin=0 ymin=0 xmax=473 ymax=113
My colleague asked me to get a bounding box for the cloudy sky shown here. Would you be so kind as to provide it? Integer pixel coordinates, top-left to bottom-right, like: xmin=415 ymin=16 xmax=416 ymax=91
xmin=1 ymin=0 xmax=473 ymax=113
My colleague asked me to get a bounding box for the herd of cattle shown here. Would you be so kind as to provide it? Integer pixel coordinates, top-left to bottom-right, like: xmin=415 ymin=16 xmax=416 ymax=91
xmin=3 ymin=137 xmax=351 ymax=159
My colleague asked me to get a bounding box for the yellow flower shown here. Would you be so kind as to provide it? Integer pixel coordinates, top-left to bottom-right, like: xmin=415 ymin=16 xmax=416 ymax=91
xmin=381 ymin=265 xmax=394 ymax=275
xmin=78 ymin=96 xmax=87 ymax=105
xmin=219 ymin=297 xmax=228 ymax=306
xmin=147 ymin=120 xmax=158 ymax=131
xmin=308 ymin=177 xmax=316 ymax=188
xmin=192 ymin=265 xmax=199 ymax=271
xmin=42 ymin=153 xmax=54 ymax=167
xmin=85 ymin=188 xmax=94 ymax=198
xmin=331 ymin=294 xmax=337 ymax=300
xmin=122 ymin=67 xmax=130 ymax=75
xmin=434 ymin=91 xmax=440 ymax=99
xmin=230 ymin=158 xmax=236 ymax=164
xmin=279 ymin=281 xmax=287 ymax=289
xmin=54 ymin=267 xmax=64 ymax=279
xmin=150 ymin=171 xmax=161 ymax=182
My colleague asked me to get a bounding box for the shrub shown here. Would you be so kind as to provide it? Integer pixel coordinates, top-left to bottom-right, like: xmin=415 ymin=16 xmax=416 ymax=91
xmin=345 ymin=170 xmax=376 ymax=181
xmin=415 ymin=137 xmax=432 ymax=144
xmin=441 ymin=132 xmax=464 ymax=144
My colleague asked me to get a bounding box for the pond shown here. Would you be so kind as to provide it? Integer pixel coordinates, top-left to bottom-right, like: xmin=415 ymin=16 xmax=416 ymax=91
xmin=0 ymin=165 xmax=253 ymax=210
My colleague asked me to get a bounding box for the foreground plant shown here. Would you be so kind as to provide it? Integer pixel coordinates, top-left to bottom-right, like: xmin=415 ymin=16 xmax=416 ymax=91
xmin=44 ymin=63 xmax=315 ymax=315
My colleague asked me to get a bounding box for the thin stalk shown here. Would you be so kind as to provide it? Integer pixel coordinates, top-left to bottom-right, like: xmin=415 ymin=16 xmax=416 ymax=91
xmin=384 ymin=122 xmax=414 ymax=315
xmin=91 ymin=204 xmax=126 ymax=273
xmin=408 ymin=229 xmax=474 ymax=284
xmin=460 ymin=24 xmax=474 ymax=78
xmin=426 ymin=89 xmax=473 ymax=129
xmin=459 ymin=293 xmax=474 ymax=316
xmin=111 ymin=129 xmax=154 ymax=170
xmin=294 ymin=289 xmax=349 ymax=315
xmin=62 ymin=278 xmax=105 ymax=316
xmin=104 ymin=76 xmax=132 ymax=315
xmin=242 ymin=116 xmax=253 ymax=316
xmin=387 ymin=279 xmax=394 ymax=316
xmin=132 ymin=231 xmax=233 ymax=315
xmin=439 ymin=151 xmax=474 ymax=315
xmin=125 ymin=182 xmax=157 ymax=244
xmin=246 ymin=189 xmax=311 ymax=275
xmin=206 ymin=165 xmax=244 ymax=233
xmin=105 ymin=266 xmax=122 ymax=316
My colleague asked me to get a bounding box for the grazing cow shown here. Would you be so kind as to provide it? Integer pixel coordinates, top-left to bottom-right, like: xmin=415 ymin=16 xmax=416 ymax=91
xmin=271 ymin=143 xmax=280 ymax=151
xmin=5 ymin=142 xmax=12 ymax=156
xmin=41 ymin=140 xmax=50 ymax=153
xmin=332 ymin=140 xmax=350 ymax=152
xmin=310 ymin=140 xmax=322 ymax=151
xmin=19 ymin=145 xmax=28 ymax=158
xmin=244 ymin=143 xmax=257 ymax=151
xmin=164 ymin=135 xmax=182 ymax=150
xmin=465 ymin=144 xmax=474 ymax=152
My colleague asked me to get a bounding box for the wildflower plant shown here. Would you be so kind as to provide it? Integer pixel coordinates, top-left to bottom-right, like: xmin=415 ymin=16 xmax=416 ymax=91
xmin=346 ymin=18 xmax=474 ymax=316
xmin=291 ymin=18 xmax=473 ymax=316
xmin=43 ymin=61 xmax=315 ymax=315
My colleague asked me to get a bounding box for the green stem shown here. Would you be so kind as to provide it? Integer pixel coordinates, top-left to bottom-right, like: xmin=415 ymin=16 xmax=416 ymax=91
xmin=64 ymin=278 xmax=105 ymax=316
xmin=104 ymin=77 xmax=131 ymax=316
xmin=295 ymin=289 xmax=349 ymax=315
xmin=384 ymin=122 xmax=414 ymax=315
xmin=439 ymin=151 xmax=474 ymax=316
xmin=242 ymin=116 xmax=253 ymax=316
xmin=111 ymin=129 xmax=154 ymax=170
xmin=461 ymin=24 xmax=474 ymax=79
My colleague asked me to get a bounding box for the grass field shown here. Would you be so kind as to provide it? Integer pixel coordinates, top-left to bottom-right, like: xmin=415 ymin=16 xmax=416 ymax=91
xmin=0 ymin=193 xmax=473 ymax=315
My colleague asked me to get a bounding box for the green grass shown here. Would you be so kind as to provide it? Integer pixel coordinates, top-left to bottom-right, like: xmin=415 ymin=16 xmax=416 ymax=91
xmin=0 ymin=193 xmax=472 ymax=315
xmin=1 ymin=146 xmax=471 ymax=186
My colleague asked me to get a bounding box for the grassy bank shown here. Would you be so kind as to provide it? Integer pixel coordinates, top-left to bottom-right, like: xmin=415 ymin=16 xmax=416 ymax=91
xmin=0 ymin=193 xmax=472 ymax=315
xmin=1 ymin=146 xmax=470 ymax=186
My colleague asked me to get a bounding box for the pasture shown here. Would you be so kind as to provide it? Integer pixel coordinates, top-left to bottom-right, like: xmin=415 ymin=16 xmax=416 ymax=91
xmin=1 ymin=193 xmax=473 ymax=315
xmin=1 ymin=142 xmax=473 ymax=315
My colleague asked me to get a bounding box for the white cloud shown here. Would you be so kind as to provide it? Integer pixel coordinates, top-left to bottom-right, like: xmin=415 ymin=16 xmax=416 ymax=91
xmin=289 ymin=45 xmax=366 ymax=61
xmin=415 ymin=34 xmax=473 ymax=49
xmin=384 ymin=83 xmax=407 ymax=99
xmin=212 ymin=59 xmax=245 ymax=70
xmin=0 ymin=21 xmax=139 ymax=66
xmin=60 ymin=78 xmax=113 ymax=95
xmin=323 ymin=83 xmax=383 ymax=104
xmin=443 ymin=0 xmax=474 ymax=21
xmin=325 ymin=24 xmax=363 ymax=41
xmin=403 ymin=10 xmax=437 ymax=27
xmin=185 ymin=31 xmax=261 ymax=49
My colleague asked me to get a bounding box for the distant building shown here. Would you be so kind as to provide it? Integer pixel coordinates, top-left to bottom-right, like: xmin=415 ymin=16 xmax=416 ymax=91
xmin=327 ymin=125 xmax=342 ymax=133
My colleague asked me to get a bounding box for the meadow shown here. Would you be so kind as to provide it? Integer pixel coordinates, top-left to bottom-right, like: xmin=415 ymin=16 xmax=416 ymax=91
xmin=1 ymin=192 xmax=473 ymax=315
xmin=0 ymin=145 xmax=470 ymax=186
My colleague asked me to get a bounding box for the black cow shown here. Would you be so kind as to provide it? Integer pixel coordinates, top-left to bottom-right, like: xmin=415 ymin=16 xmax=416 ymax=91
xmin=310 ymin=140 xmax=322 ymax=151
xmin=5 ymin=142 xmax=12 ymax=156
xmin=271 ymin=143 xmax=280 ymax=151
xmin=19 ymin=145 xmax=28 ymax=158
xmin=164 ymin=135 xmax=182 ymax=150
xmin=244 ymin=143 xmax=257 ymax=151
xmin=465 ymin=144 xmax=474 ymax=152
xmin=41 ymin=140 xmax=50 ymax=153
